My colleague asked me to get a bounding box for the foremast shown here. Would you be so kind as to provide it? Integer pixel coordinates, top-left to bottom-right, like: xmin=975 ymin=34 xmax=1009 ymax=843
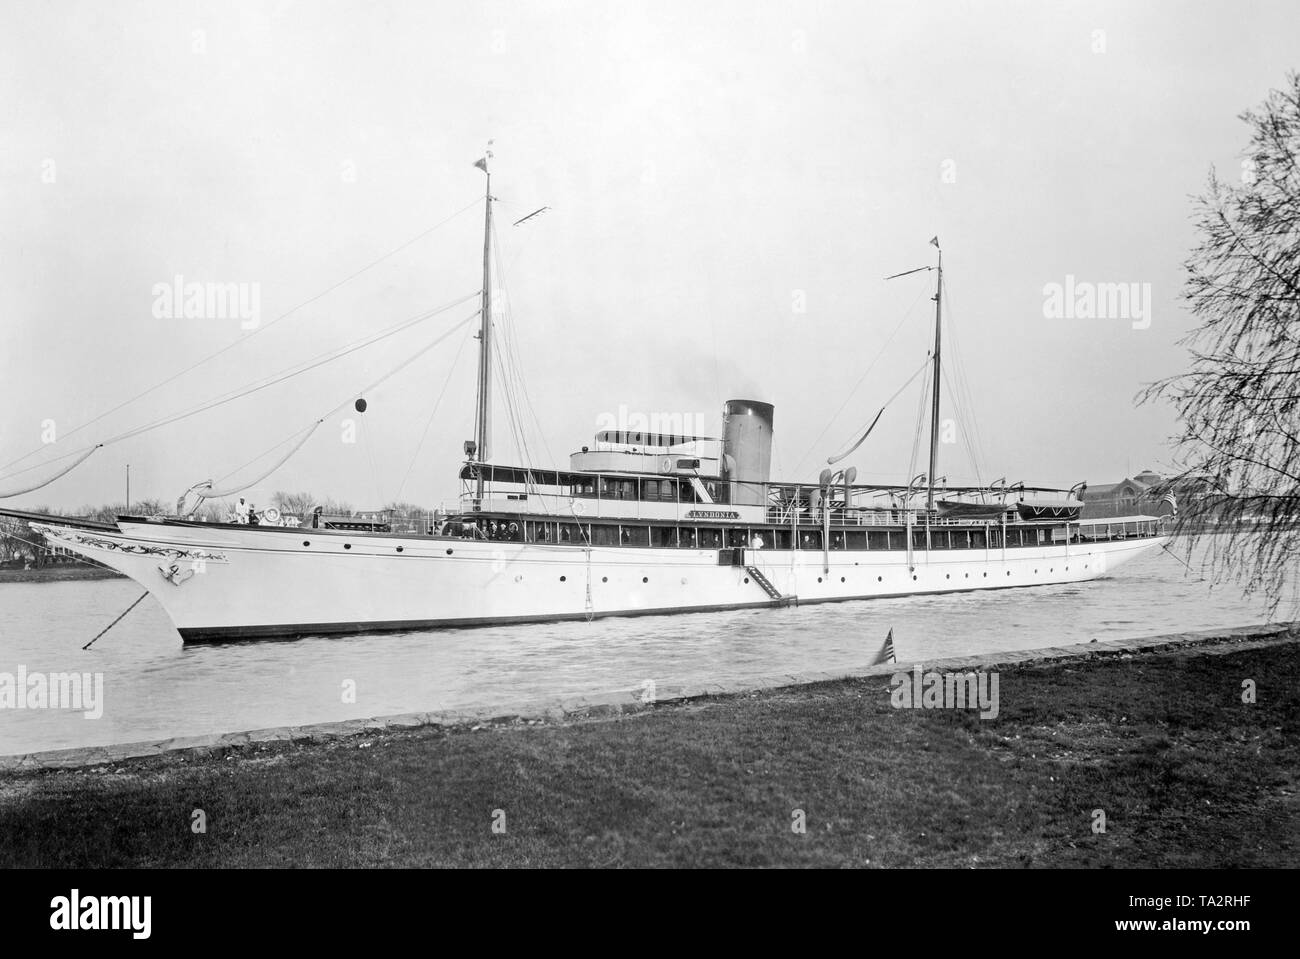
xmin=471 ymin=148 xmax=495 ymax=504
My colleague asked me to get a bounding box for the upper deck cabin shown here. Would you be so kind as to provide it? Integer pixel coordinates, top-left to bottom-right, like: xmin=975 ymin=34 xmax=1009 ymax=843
xmin=457 ymin=460 xmax=1083 ymax=529
xmin=448 ymin=397 xmax=1124 ymax=544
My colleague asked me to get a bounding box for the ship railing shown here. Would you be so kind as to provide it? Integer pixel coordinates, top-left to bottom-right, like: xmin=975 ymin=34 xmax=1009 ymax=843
xmin=279 ymin=507 xmax=458 ymax=536
xmin=763 ymin=506 xmax=1025 ymax=528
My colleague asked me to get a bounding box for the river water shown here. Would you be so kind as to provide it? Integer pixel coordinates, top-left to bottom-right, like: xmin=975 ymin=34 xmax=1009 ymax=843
xmin=0 ymin=540 xmax=1291 ymax=755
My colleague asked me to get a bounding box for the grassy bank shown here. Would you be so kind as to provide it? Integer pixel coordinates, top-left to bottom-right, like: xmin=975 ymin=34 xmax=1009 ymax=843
xmin=1 ymin=635 xmax=1296 ymax=867
xmin=0 ymin=565 xmax=124 ymax=584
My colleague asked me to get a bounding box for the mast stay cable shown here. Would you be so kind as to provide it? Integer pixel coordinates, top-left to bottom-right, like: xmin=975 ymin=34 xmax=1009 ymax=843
xmin=825 ymin=356 xmax=932 ymax=465
xmin=0 ymin=445 xmax=104 ymax=499
xmin=0 ymin=198 xmax=482 ymax=477
xmin=791 ymin=285 xmax=928 ymax=477
xmin=0 ymin=292 xmax=480 ymax=487
xmin=193 ymin=308 xmax=482 ymax=504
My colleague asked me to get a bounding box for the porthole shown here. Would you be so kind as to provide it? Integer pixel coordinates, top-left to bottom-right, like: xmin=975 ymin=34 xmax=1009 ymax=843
xmin=602 ymin=576 xmax=608 ymax=583
xmin=983 ymin=572 xmax=987 ymax=577
xmin=344 ymin=544 xmax=352 ymax=550
xmin=945 ymin=574 xmax=950 ymax=579
xmin=877 ymin=576 xmax=883 ymax=582
xmin=302 ymin=541 xmax=310 ymax=547
xmin=446 ymin=548 xmax=454 ymax=555
xmin=912 ymin=575 xmax=918 ymax=581
xmin=744 ymin=577 xmax=750 ymax=584
xmin=642 ymin=576 xmax=648 ymax=583
xmin=560 ymin=575 xmax=567 ymax=582
xmin=964 ymin=573 xmax=969 ymax=578
xmin=817 ymin=577 xmax=823 ymax=583
xmin=840 ymin=576 xmax=846 ymax=583
xmin=396 ymin=546 xmax=404 ymax=553
xmin=1006 ymin=571 xmax=1011 ymax=576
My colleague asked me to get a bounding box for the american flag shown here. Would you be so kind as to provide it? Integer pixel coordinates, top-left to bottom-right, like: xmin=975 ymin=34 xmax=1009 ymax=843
xmin=875 ymin=628 xmax=897 ymax=665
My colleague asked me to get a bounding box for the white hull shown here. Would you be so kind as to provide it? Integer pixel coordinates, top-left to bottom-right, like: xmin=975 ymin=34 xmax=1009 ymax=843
xmin=34 ymin=520 xmax=1167 ymax=641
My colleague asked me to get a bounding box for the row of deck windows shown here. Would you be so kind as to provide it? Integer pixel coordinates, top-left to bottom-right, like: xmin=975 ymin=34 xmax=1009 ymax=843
xmin=499 ymin=521 xmax=1158 ymax=548
xmin=569 ymin=478 xmax=725 ymax=503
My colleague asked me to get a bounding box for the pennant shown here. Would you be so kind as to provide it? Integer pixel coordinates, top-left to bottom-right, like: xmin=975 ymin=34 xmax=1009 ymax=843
xmin=474 ymin=157 xmax=488 ymax=172
xmin=929 ymin=236 xmax=940 ymax=248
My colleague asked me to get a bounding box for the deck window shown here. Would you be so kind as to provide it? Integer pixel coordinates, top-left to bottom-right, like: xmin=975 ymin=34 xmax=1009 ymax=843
xmin=698 ymin=528 xmax=723 ymax=549
xmin=798 ymin=530 xmax=823 ymax=550
xmin=653 ymin=525 xmax=677 ymax=548
xmin=868 ymin=530 xmax=890 ymax=550
xmin=912 ymin=529 xmax=928 ymax=551
xmin=592 ymin=524 xmax=619 ymax=546
xmin=527 ymin=521 xmax=555 ymax=543
xmin=621 ymin=525 xmax=649 ymax=546
xmin=845 ymin=530 xmax=867 ymax=550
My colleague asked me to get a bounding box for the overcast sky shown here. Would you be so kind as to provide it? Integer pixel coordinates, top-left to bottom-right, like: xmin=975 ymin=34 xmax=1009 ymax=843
xmin=2 ymin=0 xmax=1296 ymax=512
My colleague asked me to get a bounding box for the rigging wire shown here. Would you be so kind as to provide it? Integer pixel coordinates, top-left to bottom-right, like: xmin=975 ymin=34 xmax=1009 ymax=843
xmin=197 ymin=307 xmax=482 ymax=503
xmin=394 ymin=328 xmax=473 ymax=503
xmin=939 ymin=276 xmax=990 ymax=485
xmin=490 ymin=219 xmax=556 ymax=473
xmin=99 ymin=294 xmax=482 ymax=450
xmin=791 ymin=285 xmax=929 ymax=477
xmin=825 ymin=356 xmax=931 ymax=464
xmin=493 ymin=337 xmax=536 ymax=487
xmin=0 ymin=292 xmax=480 ymax=485
xmin=197 ymin=420 xmax=324 ymax=500
xmin=941 ymin=363 xmax=985 ymax=488
xmin=0 ymin=198 xmax=482 ymax=477
xmin=907 ymin=356 xmax=932 ymax=488
xmin=0 ymin=445 xmax=103 ymax=499
xmin=211 ymin=422 xmax=320 ymax=489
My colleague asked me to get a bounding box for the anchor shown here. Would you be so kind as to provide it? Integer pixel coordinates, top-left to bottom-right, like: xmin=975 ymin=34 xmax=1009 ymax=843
xmin=159 ymin=562 xmax=196 ymax=586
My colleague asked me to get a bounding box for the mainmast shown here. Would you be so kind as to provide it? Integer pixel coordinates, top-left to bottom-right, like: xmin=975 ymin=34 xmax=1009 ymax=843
xmin=472 ymin=148 xmax=494 ymax=503
xmin=926 ymin=237 xmax=942 ymax=513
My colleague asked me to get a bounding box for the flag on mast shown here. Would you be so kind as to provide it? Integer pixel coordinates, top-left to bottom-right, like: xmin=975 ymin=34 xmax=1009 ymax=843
xmin=873 ymin=628 xmax=897 ymax=665
xmin=474 ymin=157 xmax=488 ymax=172
xmin=929 ymin=235 xmax=940 ymax=248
